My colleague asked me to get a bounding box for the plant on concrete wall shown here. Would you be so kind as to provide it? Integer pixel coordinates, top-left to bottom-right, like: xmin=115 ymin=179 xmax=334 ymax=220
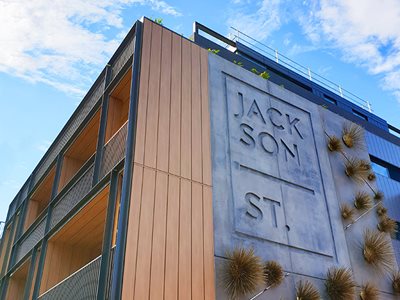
xmin=344 ymin=158 xmax=369 ymax=183
xmin=353 ymin=191 xmax=372 ymax=211
xmin=208 ymin=48 xmax=220 ymax=55
xmin=359 ymin=282 xmax=379 ymax=300
xmin=362 ymin=229 xmax=394 ymax=271
xmin=233 ymin=60 xmax=243 ymax=67
xmin=327 ymin=135 xmax=343 ymax=152
xmin=296 ymin=280 xmax=320 ymax=300
xmin=222 ymin=247 xmax=264 ymax=299
xmin=359 ymin=159 xmax=372 ymax=172
xmin=367 ymin=172 xmax=376 ymax=182
xmin=377 ymin=217 xmax=398 ymax=236
xmin=340 ymin=203 xmax=355 ymax=221
xmin=259 ymin=71 xmax=270 ymax=80
xmin=342 ymin=122 xmax=365 ymax=149
xmin=325 ymin=267 xmax=355 ymax=300
xmin=251 ymin=68 xmax=259 ymax=75
xmin=263 ymin=261 xmax=284 ymax=287
xmin=373 ymin=191 xmax=384 ymax=202
xmin=376 ymin=204 xmax=387 ymax=217
xmin=392 ymin=271 xmax=400 ymax=293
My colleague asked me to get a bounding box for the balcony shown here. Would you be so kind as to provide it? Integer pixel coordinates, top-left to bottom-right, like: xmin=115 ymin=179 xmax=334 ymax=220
xmin=24 ymin=166 xmax=55 ymax=232
xmin=5 ymin=254 xmax=32 ymax=299
xmin=38 ymin=185 xmax=110 ymax=296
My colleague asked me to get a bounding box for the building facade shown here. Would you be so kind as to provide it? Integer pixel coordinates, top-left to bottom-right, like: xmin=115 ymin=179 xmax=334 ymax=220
xmin=0 ymin=17 xmax=400 ymax=299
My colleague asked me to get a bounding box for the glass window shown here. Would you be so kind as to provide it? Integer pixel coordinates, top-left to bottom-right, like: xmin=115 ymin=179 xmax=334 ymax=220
xmin=371 ymin=161 xmax=390 ymax=177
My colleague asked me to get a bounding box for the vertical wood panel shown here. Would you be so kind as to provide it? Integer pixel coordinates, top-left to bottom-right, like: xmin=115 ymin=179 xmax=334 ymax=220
xmin=122 ymin=166 xmax=144 ymax=299
xmin=164 ymin=175 xmax=180 ymax=300
xmin=144 ymin=24 xmax=162 ymax=168
xmin=200 ymin=49 xmax=212 ymax=186
xmin=191 ymin=44 xmax=202 ymax=183
xmin=203 ymin=185 xmax=216 ymax=299
xmin=134 ymin=168 xmax=156 ymax=299
xmin=123 ymin=20 xmax=215 ymax=300
xmin=179 ymin=179 xmax=191 ymax=299
xmin=149 ymin=172 xmax=168 ymax=300
xmin=180 ymin=39 xmax=192 ymax=179
xmin=191 ymin=182 xmax=204 ymax=300
xmin=134 ymin=20 xmax=152 ymax=164
xmin=157 ymin=29 xmax=172 ymax=172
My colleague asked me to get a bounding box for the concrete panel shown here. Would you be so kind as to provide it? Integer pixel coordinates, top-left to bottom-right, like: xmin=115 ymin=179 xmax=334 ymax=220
xmin=208 ymin=53 xmax=397 ymax=298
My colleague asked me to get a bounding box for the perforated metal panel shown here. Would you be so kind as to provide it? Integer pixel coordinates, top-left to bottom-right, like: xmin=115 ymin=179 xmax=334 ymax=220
xmin=106 ymin=247 xmax=116 ymax=299
xmin=50 ymin=164 xmax=94 ymax=229
xmin=110 ymin=36 xmax=135 ymax=82
xmin=100 ymin=123 xmax=128 ymax=179
xmin=15 ymin=216 xmax=46 ymax=263
xmin=32 ymin=77 xmax=105 ymax=189
xmin=38 ymin=254 xmax=101 ymax=300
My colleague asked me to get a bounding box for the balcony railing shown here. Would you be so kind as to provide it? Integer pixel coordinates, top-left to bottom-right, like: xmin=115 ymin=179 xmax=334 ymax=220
xmin=50 ymin=163 xmax=95 ymax=230
xmin=15 ymin=216 xmax=47 ymax=264
xmin=100 ymin=122 xmax=128 ymax=179
xmin=110 ymin=35 xmax=135 ymax=82
xmin=37 ymin=247 xmax=115 ymax=299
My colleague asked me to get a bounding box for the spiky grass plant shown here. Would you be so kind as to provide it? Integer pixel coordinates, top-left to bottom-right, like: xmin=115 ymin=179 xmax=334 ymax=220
xmin=377 ymin=217 xmax=398 ymax=236
xmin=263 ymin=260 xmax=284 ymax=287
xmin=222 ymin=248 xmax=264 ymax=299
xmin=296 ymin=280 xmax=320 ymax=300
xmin=325 ymin=267 xmax=355 ymax=300
xmin=340 ymin=203 xmax=355 ymax=221
xmin=374 ymin=191 xmax=384 ymax=202
xmin=359 ymin=160 xmax=371 ymax=172
xmin=359 ymin=282 xmax=379 ymax=300
xmin=327 ymin=136 xmax=343 ymax=152
xmin=376 ymin=204 xmax=387 ymax=217
xmin=342 ymin=122 xmax=365 ymax=149
xmin=392 ymin=271 xmax=400 ymax=293
xmin=362 ymin=229 xmax=394 ymax=271
xmin=344 ymin=158 xmax=369 ymax=183
xmin=354 ymin=191 xmax=372 ymax=211
xmin=367 ymin=173 xmax=376 ymax=182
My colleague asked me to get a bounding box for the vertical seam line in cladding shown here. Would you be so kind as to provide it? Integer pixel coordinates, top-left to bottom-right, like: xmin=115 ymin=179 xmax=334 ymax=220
xmin=148 ymin=25 xmax=163 ymax=300
xmin=177 ymin=34 xmax=182 ymax=299
xmin=189 ymin=42 xmax=193 ymax=300
xmin=131 ymin=21 xmax=152 ymax=298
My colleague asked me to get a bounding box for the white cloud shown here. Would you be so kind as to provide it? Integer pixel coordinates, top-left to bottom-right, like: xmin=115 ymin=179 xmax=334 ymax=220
xmin=302 ymin=0 xmax=400 ymax=102
xmin=228 ymin=0 xmax=285 ymax=41
xmin=36 ymin=140 xmax=52 ymax=153
xmin=0 ymin=0 xmax=181 ymax=97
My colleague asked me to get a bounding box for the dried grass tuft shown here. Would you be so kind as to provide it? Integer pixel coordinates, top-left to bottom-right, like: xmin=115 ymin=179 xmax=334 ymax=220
xmin=359 ymin=160 xmax=372 ymax=171
xmin=296 ymin=280 xmax=320 ymax=300
xmin=344 ymin=158 xmax=369 ymax=183
xmin=353 ymin=191 xmax=372 ymax=211
xmin=367 ymin=173 xmax=376 ymax=182
xmin=359 ymin=282 xmax=379 ymax=300
xmin=263 ymin=260 xmax=284 ymax=287
xmin=327 ymin=136 xmax=343 ymax=152
xmin=325 ymin=267 xmax=355 ymax=300
xmin=342 ymin=122 xmax=365 ymax=149
xmin=362 ymin=229 xmax=395 ymax=271
xmin=340 ymin=203 xmax=355 ymax=221
xmin=374 ymin=191 xmax=384 ymax=202
xmin=378 ymin=217 xmax=398 ymax=236
xmin=376 ymin=204 xmax=387 ymax=217
xmin=392 ymin=271 xmax=400 ymax=293
xmin=222 ymin=247 xmax=264 ymax=299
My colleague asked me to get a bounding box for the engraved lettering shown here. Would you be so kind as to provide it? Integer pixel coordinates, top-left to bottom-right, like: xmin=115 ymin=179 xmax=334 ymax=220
xmin=267 ymin=107 xmax=284 ymax=130
xmin=281 ymin=140 xmax=300 ymax=166
xmin=259 ymin=132 xmax=279 ymax=155
xmin=247 ymin=99 xmax=266 ymax=125
xmin=263 ymin=197 xmax=281 ymax=227
xmin=240 ymin=123 xmax=256 ymax=148
xmin=234 ymin=92 xmax=244 ymax=118
xmin=286 ymin=114 xmax=304 ymax=139
xmin=245 ymin=192 xmax=263 ymax=220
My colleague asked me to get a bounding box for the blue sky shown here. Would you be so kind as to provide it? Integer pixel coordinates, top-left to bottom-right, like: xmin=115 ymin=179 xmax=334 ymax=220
xmin=1 ymin=0 xmax=400 ymax=222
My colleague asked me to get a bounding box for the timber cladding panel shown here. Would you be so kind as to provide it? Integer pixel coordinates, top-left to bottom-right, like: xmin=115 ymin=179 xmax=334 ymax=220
xmin=122 ymin=19 xmax=215 ymax=299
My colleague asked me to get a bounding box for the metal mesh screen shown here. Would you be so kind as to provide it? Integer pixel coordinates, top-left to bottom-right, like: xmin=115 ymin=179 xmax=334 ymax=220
xmin=110 ymin=36 xmax=135 ymax=82
xmin=106 ymin=247 xmax=116 ymax=299
xmin=15 ymin=216 xmax=47 ymax=263
xmin=38 ymin=254 xmax=101 ymax=300
xmin=50 ymin=164 xmax=94 ymax=229
xmin=32 ymin=77 xmax=105 ymax=189
xmin=100 ymin=123 xmax=128 ymax=179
